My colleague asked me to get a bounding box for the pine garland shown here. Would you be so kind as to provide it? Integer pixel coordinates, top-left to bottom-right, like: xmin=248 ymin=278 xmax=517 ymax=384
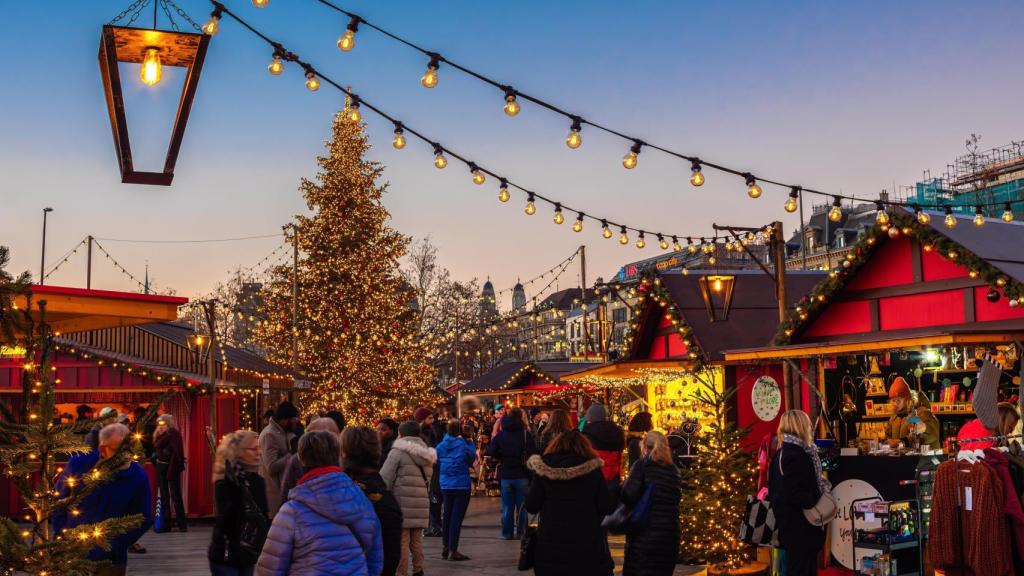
xmin=775 ymin=210 xmax=1024 ymax=345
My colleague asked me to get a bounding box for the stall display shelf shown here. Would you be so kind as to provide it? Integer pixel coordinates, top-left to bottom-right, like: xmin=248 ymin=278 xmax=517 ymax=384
xmin=850 ymin=497 xmax=922 ymax=576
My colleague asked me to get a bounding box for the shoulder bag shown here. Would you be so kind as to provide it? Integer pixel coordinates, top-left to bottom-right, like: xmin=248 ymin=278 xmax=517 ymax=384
xmin=517 ymin=513 xmax=539 ymax=571
xmin=779 ymin=450 xmax=838 ymax=526
xmin=233 ymin=472 xmax=270 ymax=565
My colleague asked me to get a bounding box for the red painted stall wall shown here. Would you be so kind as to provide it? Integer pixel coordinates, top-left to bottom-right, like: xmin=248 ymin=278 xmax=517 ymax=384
xmin=734 ymin=364 xmax=786 ymax=452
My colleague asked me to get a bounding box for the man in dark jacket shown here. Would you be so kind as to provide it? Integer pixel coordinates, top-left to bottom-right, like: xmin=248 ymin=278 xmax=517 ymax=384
xmin=487 ymin=408 xmax=537 ymax=539
xmin=581 ymin=403 xmax=625 ymax=500
xmin=378 ymin=417 xmax=399 ymax=464
xmin=415 ymin=406 xmax=444 ymax=536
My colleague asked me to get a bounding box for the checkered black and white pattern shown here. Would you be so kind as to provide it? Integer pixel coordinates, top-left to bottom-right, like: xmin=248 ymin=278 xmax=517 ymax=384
xmin=737 ymin=495 xmax=778 ymax=547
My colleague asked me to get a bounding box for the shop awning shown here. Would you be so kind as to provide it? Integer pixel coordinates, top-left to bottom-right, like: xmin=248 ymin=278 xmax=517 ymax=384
xmin=560 ymin=360 xmax=694 ymax=381
xmin=725 ymin=323 xmax=1024 ymax=361
xmin=15 ymin=285 xmax=187 ymax=335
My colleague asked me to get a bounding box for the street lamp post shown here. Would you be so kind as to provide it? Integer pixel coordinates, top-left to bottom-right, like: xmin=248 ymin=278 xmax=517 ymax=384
xmin=39 ymin=207 xmax=53 ymax=285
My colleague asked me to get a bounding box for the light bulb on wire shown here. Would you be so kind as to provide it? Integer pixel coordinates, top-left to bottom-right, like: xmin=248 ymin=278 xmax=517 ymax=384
xmin=622 ymin=141 xmax=642 ymax=170
xmin=658 ymin=234 xmax=669 ymax=250
xmin=572 ymin=214 xmax=584 ymax=233
xmin=944 ymin=207 xmax=957 ymax=229
xmin=433 ymin=145 xmax=447 ymax=169
xmin=828 ymin=197 xmax=843 ymax=223
xmin=690 ymin=161 xmax=705 ymax=187
xmin=252 ymin=0 xmax=269 ymax=7
xmin=421 ymin=55 xmax=440 ymax=88
xmin=1002 ymin=203 xmax=1014 ymax=223
xmin=140 ymin=47 xmax=162 ymax=85
xmin=602 ymin=220 xmax=612 ymax=239
xmin=525 ymin=194 xmax=536 ymax=215
xmin=744 ymin=173 xmax=762 ymax=199
xmin=503 ymin=89 xmax=520 ymax=116
xmin=338 ymin=16 xmax=359 ymax=52
xmin=304 ymin=71 xmax=320 ymax=91
xmin=672 ymin=236 xmax=682 ymax=252
xmin=619 ymin=227 xmax=629 ymax=245
xmin=202 ymin=9 xmax=221 ymax=36
xmin=498 ymin=180 xmax=510 ymax=203
xmin=973 ymin=206 xmax=986 ymax=227
xmin=268 ymin=52 xmax=284 ymax=75
xmin=553 ymin=204 xmax=565 ymax=225
xmin=915 ymin=206 xmax=931 ymax=225
xmin=636 ymin=232 xmax=646 ymax=249
xmin=345 ymin=96 xmax=362 ymax=123
xmin=687 ymin=239 xmax=697 ymax=254
xmin=875 ymin=202 xmax=889 ymax=226
xmin=392 ymin=124 xmax=406 ymax=149
xmin=566 ymin=117 xmax=582 ymax=149
xmin=784 ymin=187 xmax=799 ymax=213
xmin=470 ymin=164 xmax=486 ymax=185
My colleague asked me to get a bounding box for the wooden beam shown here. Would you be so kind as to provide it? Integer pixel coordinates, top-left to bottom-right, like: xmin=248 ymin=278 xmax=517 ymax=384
xmin=725 ymin=332 xmax=1024 ymax=361
xmin=836 ymin=277 xmax=985 ymax=302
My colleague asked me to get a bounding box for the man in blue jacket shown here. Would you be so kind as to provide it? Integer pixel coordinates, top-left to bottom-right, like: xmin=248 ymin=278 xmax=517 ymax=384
xmin=487 ymin=408 xmax=537 ymax=540
xmin=435 ymin=419 xmax=478 ymax=561
xmin=54 ymin=423 xmax=151 ymax=576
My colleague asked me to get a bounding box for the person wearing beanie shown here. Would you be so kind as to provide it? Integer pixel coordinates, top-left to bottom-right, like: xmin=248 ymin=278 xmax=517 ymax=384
xmin=381 ymin=420 xmax=437 ymax=576
xmin=885 ymin=376 xmax=939 ymax=450
xmin=259 ymin=401 xmax=301 ymax=517
xmin=581 ymin=403 xmax=626 ymax=498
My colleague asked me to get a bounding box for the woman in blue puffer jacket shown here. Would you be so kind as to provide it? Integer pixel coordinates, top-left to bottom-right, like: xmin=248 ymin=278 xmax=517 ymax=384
xmin=256 ymin=431 xmax=383 ymax=576
xmin=435 ymin=419 xmax=479 ymax=561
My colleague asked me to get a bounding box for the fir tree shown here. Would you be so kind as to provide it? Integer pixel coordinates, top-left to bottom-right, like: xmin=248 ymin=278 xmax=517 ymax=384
xmin=255 ymin=110 xmax=436 ymax=421
xmin=678 ymin=373 xmax=757 ymax=572
xmin=0 ymin=247 xmax=162 ymax=575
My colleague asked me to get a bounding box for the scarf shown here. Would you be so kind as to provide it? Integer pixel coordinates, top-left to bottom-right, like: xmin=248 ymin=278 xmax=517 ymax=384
xmin=782 ymin=433 xmax=830 ymax=494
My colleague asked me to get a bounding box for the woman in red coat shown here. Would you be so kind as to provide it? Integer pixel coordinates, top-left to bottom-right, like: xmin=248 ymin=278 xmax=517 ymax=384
xmin=154 ymin=413 xmax=188 ymax=532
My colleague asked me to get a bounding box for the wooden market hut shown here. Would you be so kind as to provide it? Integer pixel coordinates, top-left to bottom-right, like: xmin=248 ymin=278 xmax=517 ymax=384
xmin=459 ymin=360 xmax=600 ymax=410
xmin=562 ymin=269 xmax=824 ymax=449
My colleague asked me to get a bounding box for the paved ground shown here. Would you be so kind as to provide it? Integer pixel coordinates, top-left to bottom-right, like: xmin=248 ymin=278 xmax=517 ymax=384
xmin=127 ymin=496 xmax=706 ymax=575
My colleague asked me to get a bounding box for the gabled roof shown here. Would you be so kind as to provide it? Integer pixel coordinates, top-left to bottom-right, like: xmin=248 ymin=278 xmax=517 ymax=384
xmin=630 ymin=270 xmax=825 ymax=362
xmin=460 ymin=360 xmax=600 ymax=393
xmin=537 ymin=288 xmax=587 ymax=311
xmin=915 ymin=207 xmax=1024 ymax=286
xmin=138 ymin=322 xmax=293 ymax=377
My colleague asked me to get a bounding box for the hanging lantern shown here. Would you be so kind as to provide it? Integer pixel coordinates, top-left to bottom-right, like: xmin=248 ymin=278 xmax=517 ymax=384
xmin=698 ymin=275 xmax=736 ymax=322
xmin=99 ymin=21 xmax=210 ymax=185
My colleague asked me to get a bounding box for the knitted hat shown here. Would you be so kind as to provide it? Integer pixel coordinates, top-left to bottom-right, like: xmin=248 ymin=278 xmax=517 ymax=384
xmin=274 ymin=401 xmax=300 ymax=420
xmin=888 ymin=377 xmax=911 ymax=400
xmin=99 ymin=407 xmax=117 ymax=418
xmin=413 ymin=407 xmax=433 ymax=423
xmin=585 ymin=403 xmax=608 ymax=423
xmin=973 ymin=358 xmax=1000 ymax=430
xmin=398 ymin=420 xmax=421 ymax=438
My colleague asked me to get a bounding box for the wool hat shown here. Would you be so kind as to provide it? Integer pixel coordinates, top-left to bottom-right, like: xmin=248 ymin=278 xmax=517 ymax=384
xmin=888 ymin=377 xmax=911 ymax=400
xmin=585 ymin=403 xmax=608 ymax=423
xmin=973 ymin=358 xmax=1000 ymax=431
xmin=99 ymin=407 xmax=117 ymax=418
xmin=398 ymin=420 xmax=421 ymax=438
xmin=274 ymin=401 xmax=300 ymax=420
xmin=413 ymin=407 xmax=433 ymax=423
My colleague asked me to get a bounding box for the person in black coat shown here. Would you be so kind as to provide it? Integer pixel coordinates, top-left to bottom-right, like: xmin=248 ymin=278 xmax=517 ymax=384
xmin=488 ymin=409 xmax=538 ymax=539
xmin=342 ymin=425 xmax=403 ymax=576
xmin=525 ymin=430 xmax=615 ymax=576
xmin=621 ymin=431 xmax=681 ymax=576
xmin=582 ymin=404 xmax=626 ymax=499
xmin=768 ymin=410 xmax=825 ymax=576
xmin=209 ymin=430 xmax=269 ymax=576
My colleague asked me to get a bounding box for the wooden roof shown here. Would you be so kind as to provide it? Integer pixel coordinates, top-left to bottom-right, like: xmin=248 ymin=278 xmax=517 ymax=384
xmin=15 ymin=285 xmax=187 ymax=335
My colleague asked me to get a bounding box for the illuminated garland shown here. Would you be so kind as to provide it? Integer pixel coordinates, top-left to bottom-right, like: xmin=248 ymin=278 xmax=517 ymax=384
xmin=775 ymin=209 xmax=1024 ymax=345
xmin=623 ymin=273 xmax=706 ymax=370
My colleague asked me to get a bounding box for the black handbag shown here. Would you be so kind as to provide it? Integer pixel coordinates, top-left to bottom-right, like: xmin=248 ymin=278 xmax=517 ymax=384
xmin=234 ymin=473 xmax=269 ymax=565
xmin=517 ymin=513 xmax=539 ymax=571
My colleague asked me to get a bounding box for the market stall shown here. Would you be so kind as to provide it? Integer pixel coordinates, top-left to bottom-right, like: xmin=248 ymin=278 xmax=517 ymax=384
xmin=725 ymin=208 xmax=1024 ymax=573
xmin=458 ymin=360 xmax=600 ymax=414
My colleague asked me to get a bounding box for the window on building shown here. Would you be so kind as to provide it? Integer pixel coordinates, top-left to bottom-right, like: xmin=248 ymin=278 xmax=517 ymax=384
xmin=612 ymin=307 xmax=627 ymax=324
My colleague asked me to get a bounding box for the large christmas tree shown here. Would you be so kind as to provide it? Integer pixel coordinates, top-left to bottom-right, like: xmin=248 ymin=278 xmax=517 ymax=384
xmin=255 ymin=109 xmax=436 ymax=421
xmin=678 ymin=374 xmax=757 ymax=572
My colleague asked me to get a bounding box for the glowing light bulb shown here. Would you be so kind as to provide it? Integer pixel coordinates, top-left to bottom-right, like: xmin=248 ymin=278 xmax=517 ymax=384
xmin=973 ymin=207 xmax=985 ymax=227
xmin=421 ymin=60 xmax=439 ymax=88
xmin=672 ymin=238 xmax=682 ymax=252
xmin=622 ymin=150 xmax=638 ymax=170
xmin=1003 ymin=204 xmax=1014 ymax=223
xmin=392 ymin=129 xmax=406 ymax=149
xmin=916 ymin=209 xmax=931 ymax=225
xmin=498 ymin=183 xmax=510 ymax=202
xmin=504 ymin=94 xmax=520 ymax=116
xmin=690 ymin=163 xmax=705 ymax=187
xmin=636 ymin=234 xmax=646 ymax=249
xmin=553 ymin=208 xmax=565 ymax=225
xmin=268 ymin=54 xmax=284 ymax=75
xmin=659 ymin=236 xmax=670 ymax=250
xmin=140 ymin=48 xmax=162 ymax=86
xmin=305 ymin=72 xmax=320 ymax=91
xmin=338 ymin=29 xmax=356 ymax=52
xmin=346 ymin=104 xmax=361 ymax=123
xmin=602 ymin=223 xmax=613 ymax=239
xmin=944 ymin=208 xmax=957 ymax=229
xmin=784 ymin=193 xmax=798 ymax=213
xmin=876 ymin=208 xmax=889 ymax=226
xmin=712 ymin=278 xmax=724 ymax=293
xmin=252 ymin=0 xmax=269 ymax=6
xmin=434 ymin=152 xmax=447 ymax=169
xmin=619 ymin=228 xmax=629 ymax=245
xmin=828 ymin=198 xmax=843 ymax=223
xmin=471 ymin=169 xmax=486 ymax=185
xmin=566 ymin=128 xmax=582 ymax=149
xmin=745 ymin=175 xmax=762 ymax=199
xmin=202 ymin=15 xmax=220 ymax=36
xmin=572 ymin=217 xmax=584 ymax=233
xmin=525 ymin=196 xmax=536 ymax=215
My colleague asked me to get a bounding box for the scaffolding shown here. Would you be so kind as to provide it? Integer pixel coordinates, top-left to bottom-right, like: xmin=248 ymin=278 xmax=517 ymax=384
xmin=909 ymin=139 xmax=1024 ymax=216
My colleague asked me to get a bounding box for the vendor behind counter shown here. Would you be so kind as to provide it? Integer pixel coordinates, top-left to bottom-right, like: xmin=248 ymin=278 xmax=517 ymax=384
xmin=886 ymin=376 xmax=940 ymax=451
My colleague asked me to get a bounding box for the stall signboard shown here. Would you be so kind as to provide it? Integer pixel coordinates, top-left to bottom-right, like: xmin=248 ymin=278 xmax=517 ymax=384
xmin=830 ymin=478 xmax=882 ymax=570
xmin=0 ymin=346 xmax=27 ymax=358
xmin=751 ymin=375 xmax=782 ymax=422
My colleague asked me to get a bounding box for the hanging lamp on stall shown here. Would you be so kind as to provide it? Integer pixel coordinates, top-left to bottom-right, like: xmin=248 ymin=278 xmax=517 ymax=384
xmin=98 ymin=0 xmax=211 ymax=185
xmin=698 ymin=274 xmax=736 ymax=322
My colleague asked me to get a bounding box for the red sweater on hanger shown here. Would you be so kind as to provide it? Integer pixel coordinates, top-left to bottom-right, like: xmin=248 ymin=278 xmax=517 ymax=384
xmin=986 ymin=448 xmax=1024 ymax=562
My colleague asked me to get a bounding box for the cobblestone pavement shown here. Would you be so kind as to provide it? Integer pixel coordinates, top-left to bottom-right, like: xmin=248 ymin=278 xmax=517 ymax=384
xmin=127 ymin=496 xmax=706 ymax=575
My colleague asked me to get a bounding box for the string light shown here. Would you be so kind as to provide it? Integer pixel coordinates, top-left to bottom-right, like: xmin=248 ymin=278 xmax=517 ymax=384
xmin=636 ymin=232 xmax=646 ymax=249
xmin=658 ymin=234 xmax=669 ymax=250
xmin=622 ymin=140 xmax=642 ymax=170
xmin=572 ymin=214 xmax=584 ymax=233
xmin=973 ymin=206 xmax=985 ymax=227
xmin=503 ymin=88 xmax=520 ymax=116
xmin=828 ymin=196 xmax=843 ymax=223
xmin=268 ymin=52 xmax=284 ymax=75
xmin=421 ymin=54 xmax=440 ymax=88
xmin=1003 ymin=203 xmax=1015 ymax=223
xmin=944 ymin=206 xmax=957 ymax=229
xmin=602 ymin=220 xmax=613 ymax=239
xmin=744 ymin=174 xmax=762 ymax=199
xmin=687 ymin=238 xmax=697 ymax=254
xmin=690 ymin=161 xmax=705 ymax=187
xmin=470 ymin=163 xmax=486 ymax=185
xmin=553 ymin=204 xmax=565 ymax=225
xmin=566 ymin=116 xmax=582 ymax=149
xmin=432 ymin=144 xmax=447 ymax=169
xmin=874 ymin=202 xmax=889 ymax=225
xmin=304 ymin=71 xmax=320 ymax=91
xmin=672 ymin=236 xmax=682 ymax=252
xmin=337 ymin=16 xmax=360 ymax=52
xmin=391 ymin=123 xmax=406 ymax=149
xmin=202 ymin=6 xmax=222 ymax=36
xmin=345 ymin=96 xmax=362 ymax=123
xmin=498 ymin=179 xmax=510 ymax=202
xmin=525 ymin=193 xmax=537 ymax=215
xmin=619 ymin=226 xmax=629 ymax=245
xmin=915 ymin=205 xmax=931 ymax=225
xmin=252 ymin=0 xmax=269 ymax=6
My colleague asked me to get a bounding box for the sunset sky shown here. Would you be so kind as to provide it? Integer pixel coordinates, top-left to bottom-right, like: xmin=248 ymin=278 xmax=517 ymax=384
xmin=2 ymin=1 xmax=1022 ymax=307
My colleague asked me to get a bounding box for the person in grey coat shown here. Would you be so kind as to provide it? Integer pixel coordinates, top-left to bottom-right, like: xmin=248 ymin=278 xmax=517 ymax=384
xmin=259 ymin=402 xmax=300 ymax=519
xmin=279 ymin=417 xmax=341 ymax=504
xmin=380 ymin=421 xmax=436 ymax=576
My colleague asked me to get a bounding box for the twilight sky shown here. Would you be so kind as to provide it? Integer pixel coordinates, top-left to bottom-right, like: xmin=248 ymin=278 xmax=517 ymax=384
xmin=2 ymin=1 xmax=1022 ymax=307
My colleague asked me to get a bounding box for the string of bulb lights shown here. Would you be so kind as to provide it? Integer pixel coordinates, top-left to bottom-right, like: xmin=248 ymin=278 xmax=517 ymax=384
xmin=201 ymin=1 xmax=786 ymax=250
xmin=238 ymin=0 xmax=1024 ymax=223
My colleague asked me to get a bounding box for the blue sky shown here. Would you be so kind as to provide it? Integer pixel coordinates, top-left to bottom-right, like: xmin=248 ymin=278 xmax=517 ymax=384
xmin=2 ymin=1 xmax=1022 ymax=303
